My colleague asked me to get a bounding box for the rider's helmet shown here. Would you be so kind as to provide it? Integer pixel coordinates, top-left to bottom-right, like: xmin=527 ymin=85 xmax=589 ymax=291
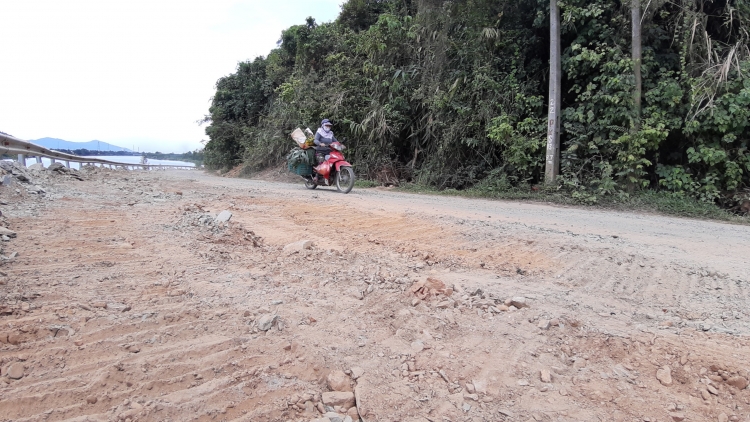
xmin=321 ymin=119 xmax=332 ymax=131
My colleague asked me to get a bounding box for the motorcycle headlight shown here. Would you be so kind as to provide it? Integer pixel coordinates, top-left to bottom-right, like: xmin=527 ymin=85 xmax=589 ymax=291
xmin=334 ymin=144 xmax=344 ymax=151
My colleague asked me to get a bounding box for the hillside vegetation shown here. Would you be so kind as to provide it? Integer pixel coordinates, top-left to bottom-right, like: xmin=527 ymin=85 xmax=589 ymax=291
xmin=202 ymin=0 xmax=750 ymax=209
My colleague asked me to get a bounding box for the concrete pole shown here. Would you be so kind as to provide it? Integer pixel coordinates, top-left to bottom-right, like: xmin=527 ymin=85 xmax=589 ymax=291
xmin=50 ymin=158 xmax=56 ymax=164
xmin=632 ymin=0 xmax=642 ymax=129
xmin=36 ymin=156 xmax=42 ymax=164
xmin=65 ymin=160 xmax=70 ymax=168
xmin=17 ymin=154 xmax=26 ymax=167
xmin=545 ymin=0 xmax=562 ymax=184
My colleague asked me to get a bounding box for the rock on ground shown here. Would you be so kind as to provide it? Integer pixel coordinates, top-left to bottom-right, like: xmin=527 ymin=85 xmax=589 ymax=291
xmin=284 ymin=239 xmax=313 ymax=254
xmin=257 ymin=314 xmax=278 ymax=331
xmin=216 ymin=210 xmax=232 ymax=223
xmin=321 ymin=391 xmax=355 ymax=409
xmin=0 ymin=227 xmax=16 ymax=238
xmin=656 ymin=366 xmax=673 ymax=386
xmin=7 ymin=363 xmax=24 ymax=379
xmin=327 ymin=370 xmax=353 ymax=392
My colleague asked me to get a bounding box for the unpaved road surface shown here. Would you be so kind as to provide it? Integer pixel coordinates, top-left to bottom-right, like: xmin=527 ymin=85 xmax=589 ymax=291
xmin=1 ymin=167 xmax=750 ymax=422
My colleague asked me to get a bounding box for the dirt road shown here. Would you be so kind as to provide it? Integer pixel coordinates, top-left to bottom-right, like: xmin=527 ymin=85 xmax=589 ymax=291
xmin=1 ymin=167 xmax=749 ymax=422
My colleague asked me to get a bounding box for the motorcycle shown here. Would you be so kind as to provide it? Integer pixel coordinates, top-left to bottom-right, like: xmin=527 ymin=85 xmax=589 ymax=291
xmin=303 ymin=141 xmax=355 ymax=194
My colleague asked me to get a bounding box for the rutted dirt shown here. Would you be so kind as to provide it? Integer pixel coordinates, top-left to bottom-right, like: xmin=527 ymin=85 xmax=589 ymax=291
xmin=1 ymin=167 xmax=750 ymax=422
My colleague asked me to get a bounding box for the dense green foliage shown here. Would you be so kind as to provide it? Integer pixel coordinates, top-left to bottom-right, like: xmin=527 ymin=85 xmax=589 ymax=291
xmin=203 ymin=0 xmax=750 ymax=208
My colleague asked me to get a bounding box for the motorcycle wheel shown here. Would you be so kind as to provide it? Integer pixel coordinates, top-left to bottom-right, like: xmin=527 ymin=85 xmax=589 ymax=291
xmin=336 ymin=166 xmax=355 ymax=194
xmin=304 ymin=177 xmax=317 ymax=190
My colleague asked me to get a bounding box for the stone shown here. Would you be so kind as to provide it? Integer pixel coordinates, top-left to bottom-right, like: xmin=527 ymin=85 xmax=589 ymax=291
xmin=7 ymin=333 xmax=21 ymax=345
xmin=327 ymin=370 xmax=352 ymax=392
xmin=7 ymin=363 xmax=24 ymax=379
xmin=465 ymin=382 xmax=475 ymax=394
xmin=0 ymin=227 xmax=16 ymax=238
xmin=726 ymin=376 xmax=748 ymax=390
xmin=107 ymin=303 xmax=131 ymax=312
xmin=540 ymin=369 xmax=552 ymax=383
xmin=718 ymin=413 xmax=729 ymax=422
xmin=92 ymin=301 xmax=107 ymax=309
xmin=346 ymin=406 xmax=360 ymax=420
xmin=350 ymin=367 xmax=365 ymax=380
xmin=28 ymin=163 xmax=45 ymax=171
xmin=656 ymin=366 xmax=672 ymax=386
xmin=669 ymin=412 xmax=685 ymax=422
xmin=537 ymin=319 xmax=550 ymax=330
xmin=701 ymin=389 xmax=711 ymax=400
xmin=435 ymin=300 xmax=452 ymax=309
xmin=323 ymin=412 xmax=345 ymax=422
xmin=86 ymin=396 xmax=98 ymax=404
xmin=257 ymin=314 xmax=278 ymax=331
xmin=510 ymin=297 xmax=528 ymax=308
xmin=215 ymin=210 xmax=232 ymax=223
xmin=517 ymin=379 xmax=529 ymax=386
xmin=48 ymin=162 xmax=65 ymax=171
xmin=321 ymin=392 xmax=355 ymax=409
xmin=707 ymin=384 xmax=719 ymax=395
xmin=284 ymin=240 xmax=313 ymax=254
xmin=472 ymin=379 xmax=487 ymax=394
xmin=410 ymin=340 xmax=424 ymax=353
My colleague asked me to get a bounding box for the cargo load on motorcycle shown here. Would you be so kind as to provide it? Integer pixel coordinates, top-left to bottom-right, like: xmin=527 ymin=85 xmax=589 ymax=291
xmin=286 ymin=122 xmax=355 ymax=194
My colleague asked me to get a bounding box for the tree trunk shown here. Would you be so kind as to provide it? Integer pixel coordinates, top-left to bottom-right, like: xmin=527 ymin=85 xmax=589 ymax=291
xmin=632 ymin=0 xmax=642 ymax=129
xmin=545 ymin=0 xmax=562 ymax=184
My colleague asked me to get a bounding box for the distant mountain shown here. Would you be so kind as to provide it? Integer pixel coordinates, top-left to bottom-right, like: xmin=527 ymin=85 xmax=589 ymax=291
xmin=31 ymin=137 xmax=132 ymax=152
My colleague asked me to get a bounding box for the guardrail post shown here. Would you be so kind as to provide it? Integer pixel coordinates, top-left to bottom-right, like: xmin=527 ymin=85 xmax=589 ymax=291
xmin=64 ymin=160 xmax=70 ymax=168
xmin=50 ymin=158 xmax=56 ymax=164
xmin=36 ymin=156 xmax=42 ymax=164
xmin=17 ymin=154 xmax=26 ymax=167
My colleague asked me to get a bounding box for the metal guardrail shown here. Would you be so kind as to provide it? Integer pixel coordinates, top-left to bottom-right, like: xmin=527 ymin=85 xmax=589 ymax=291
xmin=0 ymin=133 xmax=197 ymax=170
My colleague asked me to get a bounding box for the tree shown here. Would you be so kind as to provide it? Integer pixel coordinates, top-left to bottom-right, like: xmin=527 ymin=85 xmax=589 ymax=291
xmin=545 ymin=0 xmax=561 ymax=183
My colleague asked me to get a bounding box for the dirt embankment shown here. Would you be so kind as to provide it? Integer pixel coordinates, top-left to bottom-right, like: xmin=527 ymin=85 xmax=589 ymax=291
xmin=1 ymin=167 xmax=749 ymax=422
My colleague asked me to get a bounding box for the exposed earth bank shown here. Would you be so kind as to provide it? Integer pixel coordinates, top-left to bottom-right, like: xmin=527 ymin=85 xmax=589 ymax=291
xmin=1 ymin=165 xmax=749 ymax=422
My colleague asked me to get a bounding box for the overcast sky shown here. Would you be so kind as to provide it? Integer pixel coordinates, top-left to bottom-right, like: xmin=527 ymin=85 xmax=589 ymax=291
xmin=0 ymin=0 xmax=341 ymax=152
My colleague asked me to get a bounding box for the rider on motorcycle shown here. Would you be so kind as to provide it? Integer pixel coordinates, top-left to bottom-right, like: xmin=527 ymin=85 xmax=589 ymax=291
xmin=313 ymin=119 xmax=337 ymax=164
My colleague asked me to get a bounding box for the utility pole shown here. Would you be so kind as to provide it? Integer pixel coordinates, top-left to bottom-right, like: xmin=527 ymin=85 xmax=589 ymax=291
xmin=632 ymin=0 xmax=642 ymax=130
xmin=545 ymin=0 xmax=562 ymax=183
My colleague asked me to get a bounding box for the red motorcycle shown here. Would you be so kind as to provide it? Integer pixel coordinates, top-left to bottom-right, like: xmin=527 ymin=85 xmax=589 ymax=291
xmin=304 ymin=141 xmax=355 ymax=193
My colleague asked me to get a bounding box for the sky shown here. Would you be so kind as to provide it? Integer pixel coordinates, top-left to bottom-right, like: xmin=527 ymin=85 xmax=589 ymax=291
xmin=0 ymin=0 xmax=342 ymax=153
